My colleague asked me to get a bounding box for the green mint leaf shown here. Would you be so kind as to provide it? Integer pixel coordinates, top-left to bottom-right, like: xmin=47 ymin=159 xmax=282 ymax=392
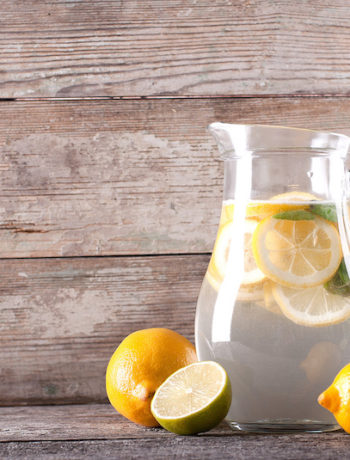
xmin=273 ymin=210 xmax=315 ymax=220
xmin=338 ymin=259 xmax=350 ymax=285
xmin=324 ymin=259 xmax=350 ymax=297
xmin=310 ymin=204 xmax=337 ymax=223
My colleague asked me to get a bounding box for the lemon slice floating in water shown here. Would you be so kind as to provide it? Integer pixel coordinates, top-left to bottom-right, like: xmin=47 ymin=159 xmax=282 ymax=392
xmin=261 ymin=280 xmax=282 ymax=315
xmin=151 ymin=361 xmax=231 ymax=435
xmin=208 ymin=219 xmax=265 ymax=289
xmin=272 ymin=283 xmax=350 ymax=327
xmin=252 ymin=215 xmax=342 ymax=289
xmin=270 ymin=191 xmax=319 ymax=202
xmin=246 ymin=191 xmax=318 ymax=220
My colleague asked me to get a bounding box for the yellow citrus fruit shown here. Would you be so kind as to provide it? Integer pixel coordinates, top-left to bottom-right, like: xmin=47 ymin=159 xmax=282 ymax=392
xmin=301 ymin=342 xmax=341 ymax=384
xmin=207 ymin=219 xmax=265 ymax=290
xmin=318 ymin=363 xmax=350 ymax=433
xmin=223 ymin=201 xmax=290 ymax=224
xmin=272 ymin=283 xmax=350 ymax=327
xmin=220 ymin=202 xmax=234 ymax=226
xmin=106 ymin=328 xmax=197 ymax=427
xmin=237 ymin=283 xmax=265 ymax=302
xmin=246 ymin=191 xmax=317 ymax=220
xmin=252 ymin=215 xmax=342 ymax=288
xmin=205 ymin=270 xmax=221 ymax=292
xmin=261 ymin=280 xmax=282 ymax=315
xmin=246 ymin=203 xmax=304 ymax=221
xmin=206 ymin=270 xmax=265 ymax=302
xmin=220 ymin=191 xmax=317 ymax=225
xmin=270 ymin=191 xmax=319 ymax=202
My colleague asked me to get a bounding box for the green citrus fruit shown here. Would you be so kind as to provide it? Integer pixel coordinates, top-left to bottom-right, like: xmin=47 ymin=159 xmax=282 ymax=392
xmin=151 ymin=361 xmax=231 ymax=435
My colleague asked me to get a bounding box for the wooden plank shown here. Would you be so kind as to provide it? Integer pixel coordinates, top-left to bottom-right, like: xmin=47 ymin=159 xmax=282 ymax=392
xmin=0 ymin=254 xmax=207 ymax=404
xmin=0 ymin=405 xmax=348 ymax=459
xmin=0 ymin=411 xmax=350 ymax=460
xmin=1 ymin=1 xmax=350 ymax=97
xmin=2 ymin=97 xmax=350 ymax=257
xmin=0 ymin=404 xmax=231 ymax=442
xmin=0 ymin=98 xmax=223 ymax=257
xmin=0 ymin=438 xmax=344 ymax=460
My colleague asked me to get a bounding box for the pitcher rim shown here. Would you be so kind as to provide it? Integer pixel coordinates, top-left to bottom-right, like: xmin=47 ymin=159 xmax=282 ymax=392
xmin=208 ymin=122 xmax=350 ymax=158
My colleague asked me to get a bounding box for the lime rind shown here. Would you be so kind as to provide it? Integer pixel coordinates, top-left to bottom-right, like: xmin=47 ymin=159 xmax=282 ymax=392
xmin=151 ymin=361 xmax=232 ymax=435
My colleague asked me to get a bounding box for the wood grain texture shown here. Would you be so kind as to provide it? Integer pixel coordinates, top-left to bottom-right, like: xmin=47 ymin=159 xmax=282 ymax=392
xmin=2 ymin=97 xmax=350 ymax=257
xmin=0 ymin=98 xmax=223 ymax=257
xmin=1 ymin=1 xmax=350 ymax=97
xmin=0 ymin=405 xmax=348 ymax=459
xmin=0 ymin=254 xmax=206 ymax=404
xmin=0 ymin=403 xmax=231 ymax=441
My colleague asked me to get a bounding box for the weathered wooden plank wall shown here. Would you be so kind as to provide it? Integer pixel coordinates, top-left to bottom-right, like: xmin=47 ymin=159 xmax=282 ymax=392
xmin=1 ymin=1 xmax=350 ymax=97
xmin=1 ymin=0 xmax=350 ymax=409
xmin=3 ymin=97 xmax=350 ymax=403
xmin=1 ymin=98 xmax=350 ymax=258
xmin=0 ymin=255 xmax=207 ymax=405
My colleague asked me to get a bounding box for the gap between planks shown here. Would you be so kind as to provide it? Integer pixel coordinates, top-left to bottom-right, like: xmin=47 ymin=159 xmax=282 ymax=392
xmin=0 ymin=252 xmax=212 ymax=261
xmin=3 ymin=94 xmax=350 ymax=102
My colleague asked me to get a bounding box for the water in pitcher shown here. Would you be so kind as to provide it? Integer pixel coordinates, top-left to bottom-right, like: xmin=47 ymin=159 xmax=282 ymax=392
xmin=195 ymin=196 xmax=350 ymax=432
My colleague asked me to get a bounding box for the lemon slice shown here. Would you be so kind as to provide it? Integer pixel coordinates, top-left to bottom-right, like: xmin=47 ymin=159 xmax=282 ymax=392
xmin=220 ymin=202 xmax=234 ymax=226
xmin=237 ymin=283 xmax=265 ymax=302
xmin=272 ymin=283 xmax=350 ymax=327
xmin=270 ymin=191 xmax=319 ymax=202
xmin=246 ymin=192 xmax=318 ymax=220
xmin=262 ymin=280 xmax=282 ymax=315
xmin=208 ymin=220 xmax=265 ymax=289
xmin=222 ymin=192 xmax=318 ymax=224
xmin=246 ymin=202 xmax=306 ymax=221
xmin=206 ymin=271 xmax=265 ymax=302
xmin=151 ymin=361 xmax=231 ymax=435
xmin=252 ymin=215 xmax=342 ymax=288
xmin=206 ymin=270 xmax=265 ymax=300
xmin=300 ymin=341 xmax=341 ymax=384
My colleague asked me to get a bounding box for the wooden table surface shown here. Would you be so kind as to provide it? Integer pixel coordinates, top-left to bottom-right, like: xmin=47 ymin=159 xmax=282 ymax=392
xmin=2 ymin=0 xmax=350 ymax=458
xmin=1 ymin=404 xmax=350 ymax=460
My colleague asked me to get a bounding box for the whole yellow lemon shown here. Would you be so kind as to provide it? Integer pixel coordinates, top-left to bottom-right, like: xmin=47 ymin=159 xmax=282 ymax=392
xmin=106 ymin=328 xmax=197 ymax=427
xmin=318 ymin=363 xmax=350 ymax=433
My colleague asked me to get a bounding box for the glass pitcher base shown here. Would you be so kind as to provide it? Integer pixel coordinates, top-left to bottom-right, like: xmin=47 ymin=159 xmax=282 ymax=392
xmin=227 ymin=419 xmax=340 ymax=434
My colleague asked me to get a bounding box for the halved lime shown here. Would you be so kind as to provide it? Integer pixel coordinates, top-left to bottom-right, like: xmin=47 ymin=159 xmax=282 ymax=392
xmin=150 ymin=361 xmax=232 ymax=435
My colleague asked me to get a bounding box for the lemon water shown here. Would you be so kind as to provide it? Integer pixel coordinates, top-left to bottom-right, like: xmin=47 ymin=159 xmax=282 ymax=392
xmin=195 ymin=199 xmax=350 ymax=432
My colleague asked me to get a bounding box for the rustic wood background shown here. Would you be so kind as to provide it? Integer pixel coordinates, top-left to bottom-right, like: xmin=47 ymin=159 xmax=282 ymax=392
xmin=2 ymin=0 xmax=350 ymax=97
xmin=2 ymin=0 xmax=350 ymax=458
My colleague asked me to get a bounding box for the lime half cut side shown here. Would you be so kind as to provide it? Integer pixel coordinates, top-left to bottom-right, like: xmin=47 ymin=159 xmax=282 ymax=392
xmin=150 ymin=361 xmax=232 ymax=435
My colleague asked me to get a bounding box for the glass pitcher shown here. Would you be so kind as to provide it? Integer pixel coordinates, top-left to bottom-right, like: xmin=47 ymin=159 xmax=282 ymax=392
xmin=195 ymin=123 xmax=350 ymax=433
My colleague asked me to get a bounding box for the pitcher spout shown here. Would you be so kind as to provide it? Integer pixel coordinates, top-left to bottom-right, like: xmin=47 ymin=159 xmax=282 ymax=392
xmin=208 ymin=123 xmax=251 ymax=158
